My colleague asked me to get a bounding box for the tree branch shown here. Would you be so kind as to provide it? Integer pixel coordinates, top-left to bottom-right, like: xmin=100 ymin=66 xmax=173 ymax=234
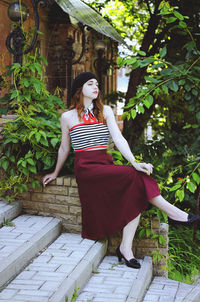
xmin=144 ymin=0 xmax=152 ymax=16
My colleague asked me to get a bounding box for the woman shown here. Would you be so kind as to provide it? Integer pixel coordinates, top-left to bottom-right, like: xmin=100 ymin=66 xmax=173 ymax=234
xmin=43 ymin=72 xmax=200 ymax=269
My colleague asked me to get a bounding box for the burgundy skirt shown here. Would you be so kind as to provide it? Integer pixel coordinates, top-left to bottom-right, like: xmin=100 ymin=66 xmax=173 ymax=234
xmin=74 ymin=149 xmax=160 ymax=240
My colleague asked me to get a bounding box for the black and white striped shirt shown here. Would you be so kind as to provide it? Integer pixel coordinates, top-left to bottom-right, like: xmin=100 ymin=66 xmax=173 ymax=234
xmin=69 ymin=122 xmax=110 ymax=152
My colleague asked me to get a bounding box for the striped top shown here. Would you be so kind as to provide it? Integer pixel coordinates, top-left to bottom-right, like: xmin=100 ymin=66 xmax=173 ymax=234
xmin=69 ymin=122 xmax=110 ymax=152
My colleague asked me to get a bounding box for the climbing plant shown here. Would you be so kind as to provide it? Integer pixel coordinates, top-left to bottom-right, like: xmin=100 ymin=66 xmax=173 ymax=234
xmin=0 ymin=52 xmax=74 ymax=200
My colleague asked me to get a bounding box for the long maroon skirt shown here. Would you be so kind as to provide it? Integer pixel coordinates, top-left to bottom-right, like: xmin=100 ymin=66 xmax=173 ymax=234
xmin=74 ymin=149 xmax=160 ymax=240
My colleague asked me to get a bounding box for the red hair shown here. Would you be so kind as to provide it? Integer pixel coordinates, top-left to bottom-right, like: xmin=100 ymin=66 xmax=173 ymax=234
xmin=69 ymin=88 xmax=105 ymax=123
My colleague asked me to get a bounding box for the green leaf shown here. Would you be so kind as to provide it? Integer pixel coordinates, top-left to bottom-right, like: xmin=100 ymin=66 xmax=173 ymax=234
xmin=10 ymin=90 xmax=19 ymax=100
xmin=175 ymin=188 xmax=185 ymax=202
xmin=159 ymin=235 xmax=166 ymax=246
xmin=161 ymin=85 xmax=169 ymax=94
xmin=40 ymin=138 xmax=49 ymax=146
xmin=144 ymin=76 xmax=159 ymax=84
xmin=35 ymin=132 xmax=41 ymax=142
xmin=29 ymin=166 xmax=37 ymax=174
xmin=137 ymin=50 xmax=146 ymax=56
xmin=117 ymin=57 xmax=124 ymax=67
xmin=144 ymin=95 xmax=153 ymax=108
xmin=27 ymin=158 xmax=35 ymax=166
xmin=170 ymin=184 xmax=181 ymax=191
xmin=25 ymin=95 xmax=31 ymax=102
xmin=125 ymin=58 xmax=137 ymax=65
xmin=192 ymin=173 xmax=200 ymax=185
xmin=183 ymin=124 xmax=191 ymax=129
xmin=196 ymin=112 xmax=200 ymax=122
xmin=137 ymin=105 xmax=144 ymax=114
xmin=39 ymin=56 xmax=48 ymax=65
xmin=184 ymin=84 xmax=191 ymax=92
xmin=179 ymin=21 xmax=187 ymax=28
xmin=33 ymin=83 xmax=41 ymax=94
xmin=10 ymin=156 xmax=15 ymax=163
xmin=36 ymin=151 xmax=42 ymax=159
xmin=159 ymin=46 xmax=167 ymax=58
xmin=146 ymin=228 xmax=151 ymax=238
xmin=21 ymin=161 xmax=27 ymax=168
xmin=140 ymin=58 xmax=155 ymax=67
xmin=138 ymin=228 xmax=145 ymax=239
xmin=131 ymin=61 xmax=140 ymax=70
xmin=192 ymin=89 xmax=198 ymax=96
xmin=22 ymin=78 xmax=30 ymax=87
xmin=166 ymin=17 xmax=177 ymax=23
xmin=127 ymin=112 xmax=131 ymax=120
xmin=39 ymin=131 xmax=47 ymax=139
xmin=30 ymin=65 xmax=35 ymax=73
xmin=143 ymin=99 xmax=150 ymax=108
xmin=185 ymin=93 xmax=191 ymax=101
xmin=51 ymin=138 xmax=59 ymax=148
xmin=169 ymin=80 xmax=179 ymax=92
xmin=124 ymin=102 xmax=135 ymax=109
xmin=35 ymin=62 xmax=42 ymax=75
xmin=173 ymin=11 xmax=184 ymax=20
xmin=186 ymin=181 xmax=197 ymax=193
xmin=4 ymin=138 xmax=18 ymax=144
xmin=110 ymin=150 xmax=123 ymax=160
xmin=178 ymin=79 xmax=185 ymax=85
xmin=131 ymin=109 xmax=136 ymax=119
xmin=121 ymin=112 xmax=128 ymax=120
xmin=2 ymin=160 xmax=9 ymax=171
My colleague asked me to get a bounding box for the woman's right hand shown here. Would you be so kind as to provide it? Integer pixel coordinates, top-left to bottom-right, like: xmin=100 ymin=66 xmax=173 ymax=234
xmin=42 ymin=172 xmax=57 ymax=187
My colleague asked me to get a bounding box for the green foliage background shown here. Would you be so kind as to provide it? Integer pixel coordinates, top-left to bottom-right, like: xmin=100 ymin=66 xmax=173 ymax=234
xmin=96 ymin=0 xmax=200 ymax=283
xmin=0 ymin=53 xmax=74 ymax=199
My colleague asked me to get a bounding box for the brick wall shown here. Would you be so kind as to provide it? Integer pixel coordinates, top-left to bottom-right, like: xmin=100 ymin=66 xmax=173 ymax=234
xmin=19 ymin=175 xmax=168 ymax=276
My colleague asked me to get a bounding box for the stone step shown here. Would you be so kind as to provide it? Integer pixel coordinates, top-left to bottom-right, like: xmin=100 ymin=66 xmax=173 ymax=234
xmin=143 ymin=276 xmax=200 ymax=302
xmin=0 ymin=215 xmax=61 ymax=289
xmin=0 ymin=233 xmax=107 ymax=302
xmin=76 ymin=255 xmax=152 ymax=302
xmin=0 ymin=200 xmax=22 ymax=227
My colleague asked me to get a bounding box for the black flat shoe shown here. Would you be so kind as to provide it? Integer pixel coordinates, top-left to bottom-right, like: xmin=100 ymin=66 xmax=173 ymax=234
xmin=116 ymin=246 xmax=141 ymax=269
xmin=168 ymin=213 xmax=200 ymax=226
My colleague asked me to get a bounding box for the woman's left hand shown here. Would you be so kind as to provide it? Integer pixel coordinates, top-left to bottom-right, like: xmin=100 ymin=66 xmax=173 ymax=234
xmin=132 ymin=162 xmax=153 ymax=175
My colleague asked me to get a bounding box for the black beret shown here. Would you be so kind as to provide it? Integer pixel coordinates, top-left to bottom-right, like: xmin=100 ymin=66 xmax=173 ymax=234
xmin=71 ymin=72 xmax=97 ymax=97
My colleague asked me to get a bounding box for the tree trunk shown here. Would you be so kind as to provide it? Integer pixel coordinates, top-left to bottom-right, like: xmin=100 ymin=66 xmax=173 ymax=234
xmin=123 ymin=4 xmax=162 ymax=147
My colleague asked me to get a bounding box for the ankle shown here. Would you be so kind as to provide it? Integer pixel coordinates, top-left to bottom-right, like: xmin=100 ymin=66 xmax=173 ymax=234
xmin=119 ymin=244 xmax=134 ymax=260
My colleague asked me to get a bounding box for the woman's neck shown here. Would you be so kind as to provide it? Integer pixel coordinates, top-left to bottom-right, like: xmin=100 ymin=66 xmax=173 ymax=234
xmin=83 ymin=98 xmax=93 ymax=109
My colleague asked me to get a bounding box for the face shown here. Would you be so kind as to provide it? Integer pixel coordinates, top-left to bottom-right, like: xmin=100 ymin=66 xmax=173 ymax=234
xmin=82 ymin=79 xmax=99 ymax=100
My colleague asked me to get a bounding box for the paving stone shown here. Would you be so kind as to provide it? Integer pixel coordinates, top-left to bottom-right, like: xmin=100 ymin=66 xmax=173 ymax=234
xmin=11 ymin=295 xmax=49 ymax=302
xmin=0 ymin=289 xmax=18 ymax=299
xmin=143 ymin=295 xmax=159 ymax=301
xmin=76 ymin=256 xmax=151 ymax=302
xmin=18 ymin=289 xmax=53 ymax=297
xmin=0 ymin=215 xmax=61 ymax=288
xmin=143 ymin=276 xmax=200 ymax=302
xmin=0 ymin=233 xmax=106 ymax=302
xmin=0 ymin=201 xmax=21 ymax=225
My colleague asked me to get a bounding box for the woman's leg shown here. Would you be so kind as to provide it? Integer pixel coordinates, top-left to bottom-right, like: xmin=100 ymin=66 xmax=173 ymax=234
xmin=149 ymin=195 xmax=188 ymax=221
xmin=120 ymin=214 xmax=140 ymax=260
xmin=119 ymin=195 xmax=189 ymax=261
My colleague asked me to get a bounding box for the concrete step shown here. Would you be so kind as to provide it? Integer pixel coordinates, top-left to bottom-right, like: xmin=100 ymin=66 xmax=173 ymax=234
xmin=76 ymin=255 xmax=152 ymax=302
xmin=0 ymin=200 xmax=22 ymax=227
xmin=0 ymin=215 xmax=61 ymax=289
xmin=0 ymin=233 xmax=107 ymax=302
xmin=143 ymin=276 xmax=200 ymax=302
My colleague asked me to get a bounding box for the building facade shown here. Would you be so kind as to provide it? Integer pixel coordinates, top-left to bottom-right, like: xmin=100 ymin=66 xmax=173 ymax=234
xmin=0 ymin=0 xmax=117 ymax=107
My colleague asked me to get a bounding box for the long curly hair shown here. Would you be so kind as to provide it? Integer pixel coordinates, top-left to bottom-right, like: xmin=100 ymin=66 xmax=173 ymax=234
xmin=69 ymin=88 xmax=105 ymax=123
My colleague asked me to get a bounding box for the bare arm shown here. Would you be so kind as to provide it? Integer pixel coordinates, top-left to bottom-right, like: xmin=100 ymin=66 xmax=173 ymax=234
xmin=104 ymin=105 xmax=153 ymax=175
xmin=42 ymin=113 xmax=71 ymax=186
